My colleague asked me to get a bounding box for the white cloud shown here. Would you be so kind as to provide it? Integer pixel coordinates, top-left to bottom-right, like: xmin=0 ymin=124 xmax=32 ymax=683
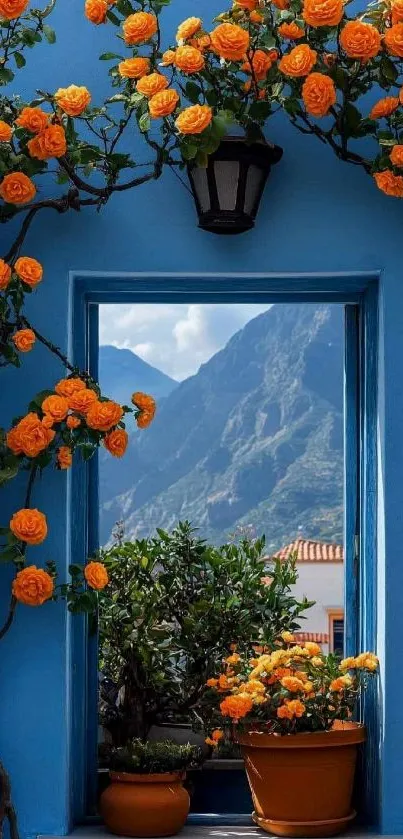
xmin=99 ymin=303 xmax=270 ymax=380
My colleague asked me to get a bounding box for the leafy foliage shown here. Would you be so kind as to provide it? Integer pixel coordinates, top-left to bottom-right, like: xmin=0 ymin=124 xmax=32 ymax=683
xmin=109 ymin=739 xmax=203 ymax=774
xmin=97 ymin=521 xmax=313 ymax=743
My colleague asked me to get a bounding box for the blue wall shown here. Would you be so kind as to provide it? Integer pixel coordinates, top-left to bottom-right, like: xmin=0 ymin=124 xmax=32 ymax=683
xmin=1 ymin=0 xmax=403 ymax=835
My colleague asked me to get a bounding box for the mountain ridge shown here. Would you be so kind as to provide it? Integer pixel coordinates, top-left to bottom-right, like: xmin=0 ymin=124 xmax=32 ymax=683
xmin=99 ymin=304 xmax=344 ymax=551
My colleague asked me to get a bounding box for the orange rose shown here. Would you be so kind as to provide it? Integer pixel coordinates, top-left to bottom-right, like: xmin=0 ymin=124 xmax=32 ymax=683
xmin=236 ymin=0 xmax=257 ymax=8
xmin=206 ymin=678 xmax=218 ymax=687
xmin=385 ymin=22 xmax=403 ymax=55
xmin=370 ymin=96 xmax=399 ymax=119
xmin=304 ymin=641 xmax=322 ymax=656
xmin=390 ymin=144 xmax=403 ymax=165
xmin=149 ymin=89 xmax=180 ymax=118
xmin=210 ymin=22 xmax=250 ymax=61
xmin=55 ymin=85 xmax=91 ymax=116
xmin=137 ymin=73 xmax=169 ymax=97
xmin=7 ymin=413 xmax=55 ymax=457
xmin=68 ymin=387 xmax=98 ymax=414
xmin=118 ymin=57 xmax=150 ymax=78
xmin=302 ymin=72 xmax=336 ymax=117
xmin=175 ymin=104 xmax=212 ymax=134
xmin=42 ymin=394 xmax=69 ymax=422
xmin=85 ymin=0 xmax=107 ymax=24
xmin=57 ymin=446 xmax=72 ymax=469
xmin=86 ymin=399 xmax=123 ymax=431
xmin=27 ymin=124 xmax=67 ymax=160
xmin=0 ymin=172 xmax=36 ymax=205
xmin=272 ymin=0 xmax=289 ymax=9
xmin=66 ymin=415 xmax=81 ymax=429
xmin=174 ymin=45 xmax=205 ymax=73
xmin=211 ymin=728 xmax=224 ymax=741
xmin=176 ymin=16 xmax=202 ymax=42
xmin=55 ymin=377 xmax=86 ymax=398
xmin=0 ymin=259 xmax=11 ymax=290
xmin=220 ymin=694 xmax=253 ymax=720
xmin=250 ymin=10 xmax=264 ymax=22
xmin=277 ymin=703 xmax=294 ymax=719
xmin=392 ymin=0 xmax=403 ymax=23
xmin=10 ymin=508 xmax=48 ymax=545
xmin=15 ymin=107 xmax=49 ymax=133
xmin=104 ymin=428 xmax=128 ymax=457
xmin=160 ymin=49 xmax=176 ymax=66
xmin=281 ymin=676 xmax=306 ymax=692
xmin=286 ymin=699 xmax=306 ymax=717
xmin=12 ymin=328 xmax=35 ymax=352
xmin=0 ymin=0 xmax=28 ymax=18
xmin=84 ymin=560 xmax=109 ymax=590
xmin=189 ymin=34 xmax=211 ymax=51
xmin=339 ymin=21 xmax=381 ymax=60
xmin=278 ymin=21 xmax=305 ymax=38
xmin=12 ymin=565 xmax=54 ymax=606
xmin=279 ymin=44 xmax=317 ymax=76
xmin=302 ymin=0 xmax=343 ymax=27
xmin=14 ymin=256 xmax=43 ymax=287
xmin=0 ymin=121 xmax=12 ymax=142
xmin=136 ymin=411 xmax=155 ymax=428
xmin=242 ymin=49 xmax=276 ymax=79
xmin=374 ymin=169 xmax=403 ymax=197
xmin=42 ymin=414 xmax=54 ymax=429
xmin=131 ymin=392 xmax=156 ymax=413
xmin=123 ymin=11 xmax=157 ymax=45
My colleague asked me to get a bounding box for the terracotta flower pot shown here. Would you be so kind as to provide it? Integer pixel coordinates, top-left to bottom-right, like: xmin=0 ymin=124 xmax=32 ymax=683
xmin=238 ymin=721 xmax=365 ymax=838
xmin=100 ymin=771 xmax=190 ymax=837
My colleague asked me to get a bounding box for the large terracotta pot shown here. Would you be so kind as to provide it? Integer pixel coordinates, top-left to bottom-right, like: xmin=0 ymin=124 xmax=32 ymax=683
xmin=100 ymin=771 xmax=190 ymax=837
xmin=238 ymin=721 xmax=365 ymax=838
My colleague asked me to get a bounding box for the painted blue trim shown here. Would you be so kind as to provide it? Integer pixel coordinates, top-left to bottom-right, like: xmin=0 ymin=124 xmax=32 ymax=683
xmin=358 ymin=282 xmax=379 ymax=829
xmin=344 ymin=304 xmax=360 ymax=659
xmin=70 ymin=271 xmax=379 ymax=827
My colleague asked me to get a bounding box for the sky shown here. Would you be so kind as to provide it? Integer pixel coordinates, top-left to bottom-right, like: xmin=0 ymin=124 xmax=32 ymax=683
xmin=99 ymin=303 xmax=271 ymax=381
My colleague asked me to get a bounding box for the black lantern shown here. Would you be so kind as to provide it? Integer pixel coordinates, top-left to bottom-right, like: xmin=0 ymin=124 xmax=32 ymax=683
xmin=187 ymin=137 xmax=283 ymax=235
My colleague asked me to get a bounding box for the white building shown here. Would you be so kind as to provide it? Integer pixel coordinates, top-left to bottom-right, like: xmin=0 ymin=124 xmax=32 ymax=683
xmin=269 ymin=538 xmax=344 ymax=655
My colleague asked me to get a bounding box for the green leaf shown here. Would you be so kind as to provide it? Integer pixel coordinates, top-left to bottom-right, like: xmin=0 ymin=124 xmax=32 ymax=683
xmin=116 ymin=0 xmax=133 ymax=14
xmin=99 ymin=52 xmax=123 ymax=61
xmin=0 ymin=68 xmax=14 ymax=85
xmin=249 ymin=100 xmax=272 ymax=121
xmin=380 ymin=56 xmax=398 ymax=84
xmin=185 ymin=82 xmax=202 ymax=104
xmin=180 ymin=143 xmax=198 ymax=160
xmin=31 ymin=389 xmax=54 ymax=408
xmin=14 ymin=52 xmax=26 ymax=69
xmin=106 ymin=9 xmax=121 ymax=25
xmin=43 ymin=24 xmax=56 ymax=43
xmin=139 ymin=112 xmax=151 ymax=133
xmin=0 ymin=464 xmax=19 ymax=486
xmin=0 ymin=545 xmax=20 ymax=562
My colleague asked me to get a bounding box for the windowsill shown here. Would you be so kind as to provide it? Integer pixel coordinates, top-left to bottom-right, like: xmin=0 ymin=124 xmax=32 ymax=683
xmin=40 ymin=824 xmax=399 ymax=839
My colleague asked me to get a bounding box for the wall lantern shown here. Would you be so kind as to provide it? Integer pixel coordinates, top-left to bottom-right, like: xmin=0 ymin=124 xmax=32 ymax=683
xmin=187 ymin=137 xmax=283 ymax=235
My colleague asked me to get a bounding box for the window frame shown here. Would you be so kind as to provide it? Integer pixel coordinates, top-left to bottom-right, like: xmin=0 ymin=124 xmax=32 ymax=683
xmin=70 ymin=271 xmax=378 ymax=826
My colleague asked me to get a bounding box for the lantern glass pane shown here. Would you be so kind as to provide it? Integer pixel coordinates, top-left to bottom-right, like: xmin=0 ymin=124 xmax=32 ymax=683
xmin=214 ymin=160 xmax=239 ymax=211
xmin=244 ymin=164 xmax=264 ymax=216
xmin=191 ymin=167 xmax=210 ymax=213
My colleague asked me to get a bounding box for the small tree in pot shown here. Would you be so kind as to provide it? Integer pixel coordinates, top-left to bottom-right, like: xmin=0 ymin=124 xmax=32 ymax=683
xmin=98 ymin=521 xmax=312 ymax=744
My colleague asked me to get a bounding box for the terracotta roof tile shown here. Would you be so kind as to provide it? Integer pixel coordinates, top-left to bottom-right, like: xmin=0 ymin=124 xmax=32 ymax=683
xmin=267 ymin=538 xmax=343 ymax=563
xmin=293 ymin=632 xmax=329 ymax=644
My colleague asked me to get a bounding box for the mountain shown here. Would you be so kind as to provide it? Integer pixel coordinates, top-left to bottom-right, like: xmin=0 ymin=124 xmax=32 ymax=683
xmin=99 ymin=345 xmax=177 ymax=405
xmin=98 ymin=345 xmax=177 ymax=511
xmin=99 ymin=305 xmax=344 ymax=552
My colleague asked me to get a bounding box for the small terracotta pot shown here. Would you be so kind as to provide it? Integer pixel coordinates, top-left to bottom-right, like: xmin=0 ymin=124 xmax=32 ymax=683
xmin=238 ymin=721 xmax=365 ymax=837
xmin=100 ymin=771 xmax=190 ymax=837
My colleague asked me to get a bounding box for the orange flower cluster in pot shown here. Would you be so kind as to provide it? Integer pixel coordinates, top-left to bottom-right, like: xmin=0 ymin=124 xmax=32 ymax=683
xmin=201 ymin=634 xmax=378 ymax=736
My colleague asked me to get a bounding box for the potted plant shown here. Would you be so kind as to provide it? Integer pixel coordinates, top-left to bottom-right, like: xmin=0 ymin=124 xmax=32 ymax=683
xmin=98 ymin=523 xmax=312 ymax=746
xmin=201 ymin=637 xmax=378 ymax=837
xmin=100 ymin=740 xmax=202 ymax=837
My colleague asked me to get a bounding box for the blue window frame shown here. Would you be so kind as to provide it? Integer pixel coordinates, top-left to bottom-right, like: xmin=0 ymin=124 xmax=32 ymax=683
xmin=70 ymin=272 xmax=378 ymax=827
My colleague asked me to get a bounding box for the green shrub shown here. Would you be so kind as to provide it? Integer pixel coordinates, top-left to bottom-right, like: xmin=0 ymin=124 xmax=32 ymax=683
xmin=98 ymin=521 xmax=313 ymax=744
xmin=109 ymin=740 xmax=202 ymax=775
